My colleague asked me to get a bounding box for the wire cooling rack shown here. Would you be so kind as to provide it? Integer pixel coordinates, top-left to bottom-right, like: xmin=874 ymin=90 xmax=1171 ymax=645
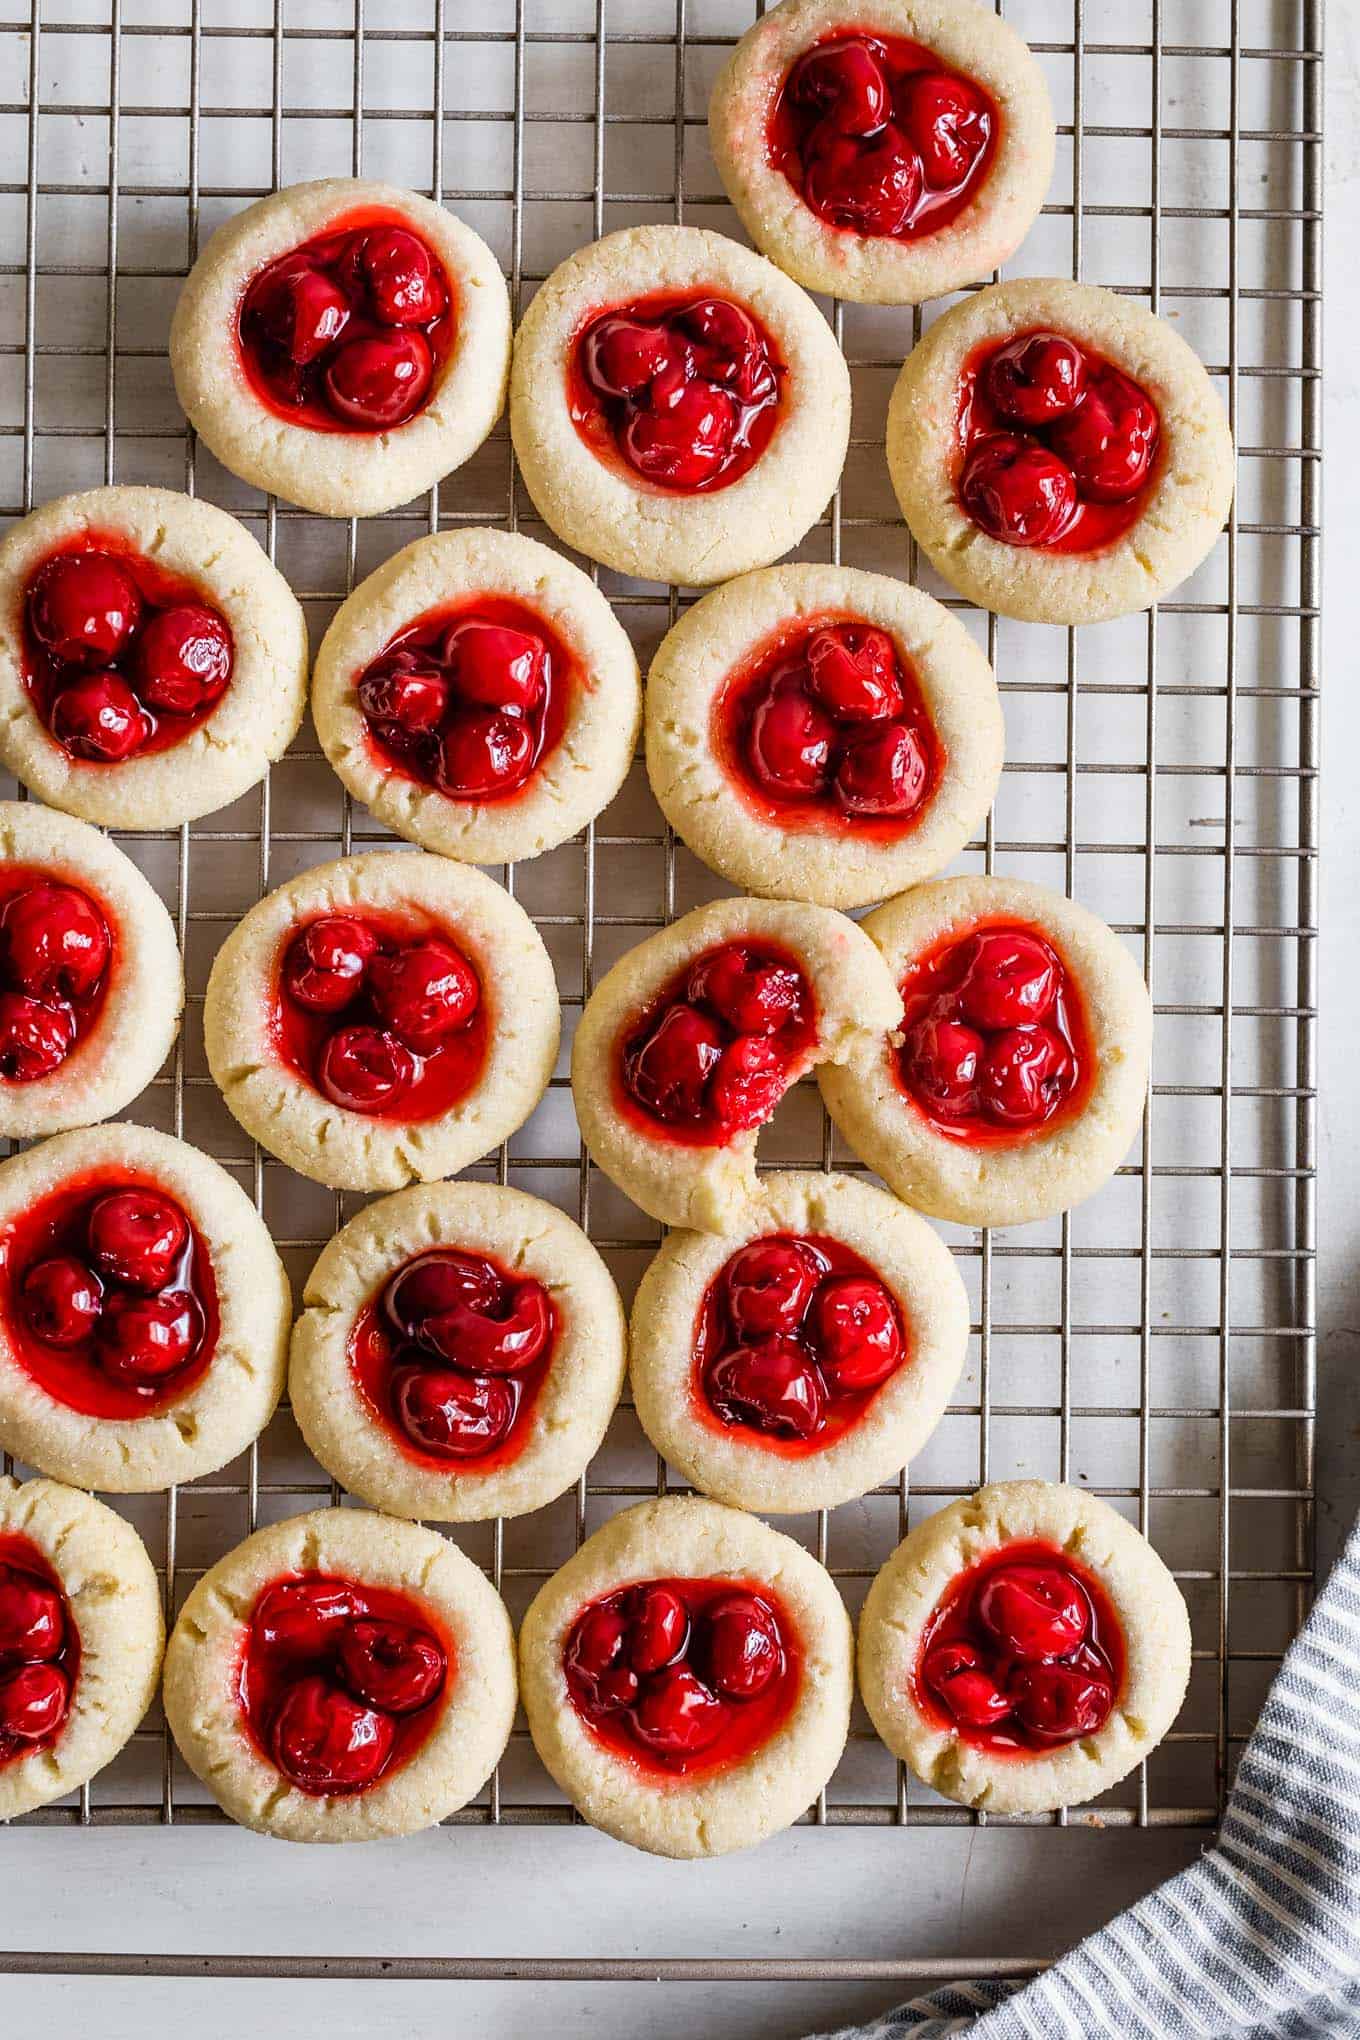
xmin=0 ymin=0 xmax=1321 ymax=1891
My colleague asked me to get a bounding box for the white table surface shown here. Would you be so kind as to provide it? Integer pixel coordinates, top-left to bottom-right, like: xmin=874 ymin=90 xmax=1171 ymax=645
xmin=4 ymin=11 xmax=1355 ymax=2037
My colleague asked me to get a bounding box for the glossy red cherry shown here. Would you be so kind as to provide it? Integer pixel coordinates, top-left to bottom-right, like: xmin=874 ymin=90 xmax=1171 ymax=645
xmin=985 ymin=331 xmax=1089 ymax=428
xmin=627 ymin=1003 xmax=724 ymax=1122
xmin=958 ymin=929 xmax=1059 ymax=1031
xmin=686 ymin=946 xmax=804 ymax=1037
xmin=632 ymin=1661 xmax=725 ymax=1758
xmin=922 ymin=1640 xmax=1012 ymax=1730
xmin=443 ymin=618 xmax=547 ymax=713
xmin=416 ymin=1280 xmax=552 ymax=1376
xmin=50 ymin=671 xmax=152 ymax=762
xmin=251 ymin=262 xmax=351 ymax=364
xmin=358 ymin=662 xmax=449 ymax=751
xmin=582 ymin=315 xmax=683 ymax=400
xmin=135 ymin=603 xmax=233 ymax=716
xmin=975 ymin=1561 xmax=1089 ymax=1663
xmin=723 ymin=1236 xmax=825 ymax=1340
xmin=706 ymin=1338 xmax=825 ymax=1439
xmin=438 ymin=708 xmax=535 ymax=798
xmin=980 ymin=1025 xmax=1073 ymax=1126
xmin=28 ymin=551 xmax=140 ymax=666
xmin=621 ymin=378 xmax=737 ymax=489
xmin=383 ymin=1249 xmax=502 ymax=1336
xmin=709 ymin=1033 xmax=788 ymax=1131
xmin=834 ymin=720 xmax=928 ymax=817
xmin=789 ymin=37 xmax=890 ymax=137
xmin=804 ymin=125 xmax=923 ymax=237
xmin=702 ymin=1591 xmax=781 ymax=1701
xmin=747 ymin=683 xmax=836 ymax=798
xmin=392 ymin=1363 xmax=517 ymax=1460
xmin=905 ymin=1014 xmax=984 ymax=1120
xmin=804 ymin=626 xmax=904 ymax=722
xmin=0 ymin=882 xmax=110 ymax=1001
xmin=283 ymin=916 xmax=378 ymax=1015
xmin=323 ymin=329 xmax=433 ymax=428
xmin=19 ymin=1254 xmax=103 ymax=1348
xmin=317 ymin=1025 xmax=415 ymax=1114
xmin=811 ymin=1274 xmax=903 ymax=1393
xmin=624 ymin=1585 xmax=689 ymax=1675
xmin=336 ymin=1616 xmax=445 ymax=1715
xmin=1007 ymin=1659 xmax=1113 ymax=1744
xmin=0 ymin=1660 xmax=70 ymax=1744
xmin=0 ymin=1565 xmax=64 ymax=1660
xmin=254 ymin=1577 xmax=367 ymax=1660
xmin=569 ymin=1603 xmax=628 ymax=1681
xmin=902 ymin=71 xmax=989 ymax=189
xmin=98 ymin=1288 xmax=202 ymax=1383
xmin=361 ymin=227 xmax=445 ymax=327
xmin=961 ymin=433 xmax=1078 ymax=547
xmin=1048 ymin=366 xmax=1159 ymax=503
xmin=367 ymin=937 xmax=480 ymax=1052
xmin=87 ymin=1187 xmax=189 ymax=1291
xmin=270 ymin=1673 xmax=396 ymax=1793
xmin=683 ymin=298 xmax=776 ymax=403
xmin=0 ymin=992 xmax=76 ymax=1080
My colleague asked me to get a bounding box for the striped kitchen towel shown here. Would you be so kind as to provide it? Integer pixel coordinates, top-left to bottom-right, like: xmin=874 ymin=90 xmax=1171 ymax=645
xmin=815 ymin=1514 xmax=1360 ymax=2039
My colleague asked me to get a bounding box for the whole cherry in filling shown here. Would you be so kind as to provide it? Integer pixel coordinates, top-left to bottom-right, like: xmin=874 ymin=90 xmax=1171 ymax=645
xmin=0 ymin=867 xmax=113 ymax=1086
xmin=620 ymin=940 xmax=817 ymax=1146
xmin=718 ymin=616 xmax=941 ymax=833
xmin=768 ymin=33 xmax=997 ymax=241
xmin=275 ymin=911 xmax=486 ymax=1122
xmin=23 ymin=537 xmax=234 ymax=765
xmin=914 ymin=1538 xmax=1123 ymax=1753
xmin=570 ymin=292 xmax=784 ymax=493
xmin=237 ymin=209 xmax=455 ymax=432
xmin=356 ymin=594 xmax=573 ymax=805
xmin=564 ymin=1575 xmax=800 ymax=1778
xmin=897 ymin=923 xmax=1090 ymax=1141
xmin=349 ymin=1243 xmax=556 ymax=1469
xmin=0 ymin=1531 xmax=80 ymax=1768
xmin=695 ymin=1231 xmax=907 ymax=1454
xmin=238 ymin=1572 xmax=449 ymax=1795
xmin=2 ymin=1172 xmax=218 ymax=1419
xmin=958 ymin=329 xmax=1161 ymax=555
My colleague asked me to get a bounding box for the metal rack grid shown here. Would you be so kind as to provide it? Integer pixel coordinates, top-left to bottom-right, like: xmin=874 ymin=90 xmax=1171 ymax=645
xmin=0 ymin=0 xmax=1320 ymax=1889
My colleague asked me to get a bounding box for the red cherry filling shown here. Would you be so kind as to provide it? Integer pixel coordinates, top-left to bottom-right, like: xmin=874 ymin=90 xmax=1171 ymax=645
xmin=0 ymin=1533 xmax=79 ymax=1769
xmin=273 ymin=911 xmax=486 ymax=1124
xmin=356 ymin=594 xmax=572 ymax=806
xmin=694 ymin=1231 xmax=907 ymax=1456
xmin=618 ymin=940 xmax=816 ymax=1147
xmin=1 ymin=1169 xmax=218 ymax=1418
xmin=958 ymin=331 xmax=1162 ymax=555
xmin=563 ymin=1576 xmax=799 ymax=1779
xmin=569 ymin=292 xmax=784 ymax=494
xmin=237 ymin=207 xmax=454 ymax=433
xmin=896 ymin=921 xmax=1090 ymax=1142
xmin=717 ymin=617 xmax=941 ymax=839
xmin=350 ymin=1243 xmax=556 ymax=1473
xmin=769 ymin=33 xmax=997 ymax=242
xmin=239 ymin=1572 xmax=450 ymax=1796
xmin=22 ymin=536 xmax=234 ymax=763
xmin=914 ymin=1539 xmax=1122 ymax=1755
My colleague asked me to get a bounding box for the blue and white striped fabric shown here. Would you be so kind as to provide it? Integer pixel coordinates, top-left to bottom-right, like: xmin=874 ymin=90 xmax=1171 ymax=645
xmin=816 ymin=1516 xmax=1360 ymax=2040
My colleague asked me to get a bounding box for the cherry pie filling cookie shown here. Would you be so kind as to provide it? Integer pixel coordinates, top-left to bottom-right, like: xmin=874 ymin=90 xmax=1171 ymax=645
xmin=21 ymin=536 xmax=233 ymax=769
xmin=0 ymin=866 xmax=113 ymax=1088
xmin=357 ymin=595 xmax=572 ymax=808
xmin=564 ymin=1577 xmax=800 ymax=1779
xmin=274 ymin=911 xmax=486 ymax=1123
xmin=0 ymin=1530 xmax=79 ymax=1767
xmin=957 ymin=330 xmax=1160 ymax=556
xmin=896 ymin=921 xmax=1091 ymax=1144
xmin=569 ymin=292 xmax=784 ymax=496
xmin=717 ymin=615 xmax=941 ymax=835
xmin=769 ymin=31 xmax=996 ymax=244
xmin=237 ymin=208 xmax=454 ymax=436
